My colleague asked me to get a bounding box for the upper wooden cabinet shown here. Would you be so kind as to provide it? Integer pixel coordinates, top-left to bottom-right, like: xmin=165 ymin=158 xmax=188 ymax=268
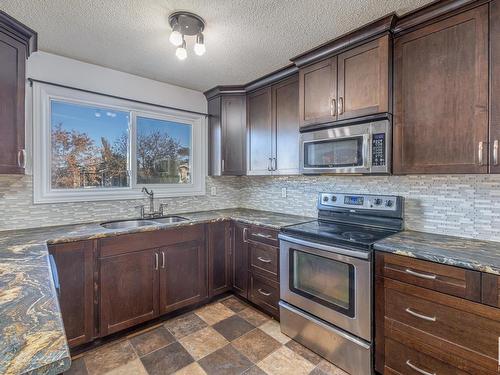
xmin=247 ymin=74 xmax=299 ymax=176
xmin=491 ymin=0 xmax=500 ymax=174
xmin=393 ymin=5 xmax=489 ymax=174
xmin=337 ymin=36 xmax=390 ymax=120
xmin=0 ymin=12 xmax=36 ymax=174
xmin=207 ymin=94 xmax=246 ymax=176
xmin=299 ymin=57 xmax=337 ymax=127
xmin=298 ymin=35 xmax=390 ymax=128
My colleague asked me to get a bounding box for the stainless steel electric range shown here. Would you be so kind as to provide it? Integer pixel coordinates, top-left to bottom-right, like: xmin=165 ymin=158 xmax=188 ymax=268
xmin=279 ymin=192 xmax=404 ymax=375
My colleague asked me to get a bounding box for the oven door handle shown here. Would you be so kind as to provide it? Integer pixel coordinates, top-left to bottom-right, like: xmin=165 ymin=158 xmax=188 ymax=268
xmin=278 ymin=234 xmax=370 ymax=260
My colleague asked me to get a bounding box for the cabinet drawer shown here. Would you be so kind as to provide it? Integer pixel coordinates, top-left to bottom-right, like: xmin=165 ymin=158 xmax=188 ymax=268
xmin=376 ymin=253 xmax=481 ymax=301
xmin=385 ymin=338 xmax=468 ymax=375
xmin=250 ymin=242 xmax=278 ymax=281
xmin=246 ymin=225 xmax=279 ymax=247
xmin=249 ymin=273 xmax=279 ymax=317
xmin=384 ymin=278 xmax=500 ymax=371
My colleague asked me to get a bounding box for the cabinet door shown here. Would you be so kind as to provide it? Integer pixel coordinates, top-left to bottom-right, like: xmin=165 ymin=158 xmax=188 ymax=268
xmin=0 ymin=31 xmax=26 ymax=174
xmin=49 ymin=241 xmax=94 ymax=347
xmin=159 ymin=240 xmax=207 ymax=314
xmin=232 ymin=222 xmax=249 ymax=298
xmin=100 ymin=249 xmax=159 ymax=336
xmin=393 ymin=5 xmax=489 ymax=174
xmin=491 ymin=0 xmax=500 ymax=173
xmin=298 ymin=57 xmax=337 ymax=128
xmin=247 ymin=87 xmax=273 ymax=175
xmin=273 ymin=75 xmax=300 ymax=175
xmin=222 ymin=95 xmax=246 ymax=175
xmin=208 ymin=96 xmax=222 ymax=176
xmin=337 ymin=35 xmax=389 ymax=121
xmin=207 ymin=221 xmax=231 ymax=297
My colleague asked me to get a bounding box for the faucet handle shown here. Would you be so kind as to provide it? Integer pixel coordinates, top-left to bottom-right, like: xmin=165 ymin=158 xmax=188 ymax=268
xmin=159 ymin=203 xmax=167 ymax=216
xmin=135 ymin=205 xmax=145 ymax=218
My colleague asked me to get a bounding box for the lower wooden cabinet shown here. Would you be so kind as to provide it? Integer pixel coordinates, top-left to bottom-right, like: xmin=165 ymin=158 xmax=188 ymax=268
xmin=49 ymin=240 xmax=94 ymax=348
xmin=207 ymin=221 xmax=231 ymax=297
xmin=100 ymin=248 xmax=159 ymax=336
xmin=232 ymin=222 xmax=249 ymax=298
xmin=249 ymin=272 xmax=280 ymax=318
xmin=159 ymin=239 xmax=207 ymax=314
xmin=376 ymin=253 xmax=500 ymax=375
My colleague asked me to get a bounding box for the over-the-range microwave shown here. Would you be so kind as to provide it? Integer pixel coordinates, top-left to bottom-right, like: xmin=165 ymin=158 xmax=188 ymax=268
xmin=300 ymin=119 xmax=391 ymax=175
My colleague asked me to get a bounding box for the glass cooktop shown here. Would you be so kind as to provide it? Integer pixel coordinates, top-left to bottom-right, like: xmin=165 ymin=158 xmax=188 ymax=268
xmin=282 ymin=219 xmax=398 ymax=248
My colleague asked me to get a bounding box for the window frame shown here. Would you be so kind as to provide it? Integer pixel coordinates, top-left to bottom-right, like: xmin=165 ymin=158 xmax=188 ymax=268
xmin=32 ymin=82 xmax=206 ymax=204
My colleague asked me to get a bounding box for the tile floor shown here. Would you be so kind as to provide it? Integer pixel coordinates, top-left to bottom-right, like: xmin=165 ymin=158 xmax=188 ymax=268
xmin=65 ymin=296 xmax=348 ymax=375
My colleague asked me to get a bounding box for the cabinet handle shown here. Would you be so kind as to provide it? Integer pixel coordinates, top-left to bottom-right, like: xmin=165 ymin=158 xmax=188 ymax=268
xmin=221 ymin=159 xmax=225 ymax=172
xmin=405 ymin=307 xmax=437 ymax=322
xmin=272 ymin=157 xmax=277 ymax=171
xmin=405 ymin=268 xmax=437 ymax=280
xmin=254 ymin=233 xmax=274 ymax=240
xmin=161 ymin=251 xmax=165 ymax=269
xmin=257 ymin=256 xmax=272 ymax=263
xmin=268 ymin=157 xmax=272 ymax=171
xmin=494 ymin=140 xmax=499 ymax=166
xmin=17 ymin=149 xmax=26 ymax=168
xmin=406 ymin=360 xmax=435 ymax=375
xmin=330 ymin=98 xmax=337 ymax=116
xmin=338 ymin=97 xmax=344 ymax=115
xmin=154 ymin=252 xmax=159 ymax=270
xmin=258 ymin=288 xmax=271 ymax=296
xmin=478 ymin=141 xmax=485 ymax=166
xmin=243 ymin=227 xmax=248 ymax=243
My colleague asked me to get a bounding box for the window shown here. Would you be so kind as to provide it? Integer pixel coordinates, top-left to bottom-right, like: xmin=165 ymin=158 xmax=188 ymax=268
xmin=33 ymin=83 xmax=206 ymax=203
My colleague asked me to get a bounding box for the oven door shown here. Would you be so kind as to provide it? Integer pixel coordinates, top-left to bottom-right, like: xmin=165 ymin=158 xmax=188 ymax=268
xmin=279 ymin=234 xmax=371 ymax=341
xmin=300 ymin=124 xmax=371 ymax=174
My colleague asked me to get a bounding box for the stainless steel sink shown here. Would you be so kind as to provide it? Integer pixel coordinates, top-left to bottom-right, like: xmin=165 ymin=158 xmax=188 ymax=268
xmin=100 ymin=219 xmax=157 ymax=229
xmin=151 ymin=216 xmax=189 ymax=224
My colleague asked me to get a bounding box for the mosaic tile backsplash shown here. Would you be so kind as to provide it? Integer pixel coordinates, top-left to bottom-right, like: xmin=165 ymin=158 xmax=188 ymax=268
xmin=1 ymin=174 xmax=500 ymax=242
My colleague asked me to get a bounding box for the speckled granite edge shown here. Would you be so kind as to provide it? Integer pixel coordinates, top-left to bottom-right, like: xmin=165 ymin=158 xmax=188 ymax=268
xmin=0 ymin=208 xmax=313 ymax=375
xmin=374 ymin=230 xmax=500 ymax=275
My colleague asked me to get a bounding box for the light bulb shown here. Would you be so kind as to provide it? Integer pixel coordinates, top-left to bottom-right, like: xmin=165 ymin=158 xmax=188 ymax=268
xmin=176 ymin=39 xmax=187 ymax=60
xmin=169 ymin=30 xmax=182 ymax=46
xmin=194 ymin=32 xmax=205 ymax=56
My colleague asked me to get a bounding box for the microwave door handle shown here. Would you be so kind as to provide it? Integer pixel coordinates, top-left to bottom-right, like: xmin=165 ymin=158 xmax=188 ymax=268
xmin=363 ymin=134 xmax=371 ymax=169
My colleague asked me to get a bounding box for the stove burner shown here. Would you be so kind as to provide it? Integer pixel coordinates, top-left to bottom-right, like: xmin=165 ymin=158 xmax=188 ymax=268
xmin=341 ymin=231 xmax=375 ymax=241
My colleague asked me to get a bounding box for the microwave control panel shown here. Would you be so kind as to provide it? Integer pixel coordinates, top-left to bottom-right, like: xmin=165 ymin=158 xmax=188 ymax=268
xmin=372 ymin=133 xmax=386 ymax=166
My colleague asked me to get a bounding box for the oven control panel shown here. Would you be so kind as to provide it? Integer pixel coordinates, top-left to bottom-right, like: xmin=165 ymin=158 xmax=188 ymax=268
xmin=319 ymin=192 xmax=399 ymax=212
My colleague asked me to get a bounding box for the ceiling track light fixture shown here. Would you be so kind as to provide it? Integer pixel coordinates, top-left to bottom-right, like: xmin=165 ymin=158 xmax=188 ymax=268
xmin=168 ymin=11 xmax=206 ymax=60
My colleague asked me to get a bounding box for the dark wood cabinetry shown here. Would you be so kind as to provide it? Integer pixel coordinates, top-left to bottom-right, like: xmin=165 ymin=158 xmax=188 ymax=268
xmin=247 ymin=75 xmax=299 ymax=176
xmin=491 ymin=0 xmax=500 ymax=174
xmin=337 ymin=35 xmax=389 ymax=120
xmin=159 ymin=239 xmax=207 ymax=314
xmin=298 ymin=35 xmax=390 ymax=129
xmin=376 ymin=253 xmax=500 ymax=375
xmin=232 ymin=222 xmax=249 ymax=298
xmin=49 ymin=241 xmax=94 ymax=348
xmin=207 ymin=221 xmax=231 ymax=297
xmin=393 ymin=5 xmax=489 ymax=174
xmin=247 ymin=87 xmax=273 ymax=175
xmin=207 ymin=94 xmax=247 ymax=176
xmin=299 ymin=57 xmax=337 ymax=128
xmin=0 ymin=12 xmax=36 ymax=174
xmin=100 ymin=248 xmax=159 ymax=336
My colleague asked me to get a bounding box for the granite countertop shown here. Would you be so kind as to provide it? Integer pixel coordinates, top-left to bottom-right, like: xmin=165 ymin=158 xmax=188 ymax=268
xmin=0 ymin=208 xmax=313 ymax=375
xmin=374 ymin=230 xmax=500 ymax=275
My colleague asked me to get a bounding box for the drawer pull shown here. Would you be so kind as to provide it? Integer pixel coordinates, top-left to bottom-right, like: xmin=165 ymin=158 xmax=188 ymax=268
xmin=406 ymin=360 xmax=436 ymax=375
xmin=258 ymin=288 xmax=271 ymax=296
xmin=257 ymin=256 xmax=272 ymax=263
xmin=405 ymin=268 xmax=437 ymax=280
xmin=254 ymin=233 xmax=274 ymax=240
xmin=405 ymin=307 xmax=436 ymax=322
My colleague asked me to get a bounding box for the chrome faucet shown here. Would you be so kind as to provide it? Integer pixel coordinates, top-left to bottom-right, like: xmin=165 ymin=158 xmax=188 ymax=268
xmin=140 ymin=187 xmax=167 ymax=218
xmin=142 ymin=187 xmax=154 ymax=214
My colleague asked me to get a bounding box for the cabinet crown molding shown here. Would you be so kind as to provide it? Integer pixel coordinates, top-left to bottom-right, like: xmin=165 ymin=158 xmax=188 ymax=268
xmin=0 ymin=11 xmax=37 ymax=56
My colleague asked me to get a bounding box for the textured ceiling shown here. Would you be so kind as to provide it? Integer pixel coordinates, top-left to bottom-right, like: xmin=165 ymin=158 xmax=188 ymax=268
xmin=0 ymin=0 xmax=433 ymax=91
